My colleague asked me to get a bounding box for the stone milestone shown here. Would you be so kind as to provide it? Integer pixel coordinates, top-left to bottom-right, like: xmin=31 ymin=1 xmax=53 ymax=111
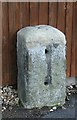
xmin=17 ymin=25 xmax=66 ymax=109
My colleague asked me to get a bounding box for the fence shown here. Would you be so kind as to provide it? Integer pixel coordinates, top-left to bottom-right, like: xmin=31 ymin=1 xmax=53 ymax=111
xmin=2 ymin=2 xmax=77 ymax=85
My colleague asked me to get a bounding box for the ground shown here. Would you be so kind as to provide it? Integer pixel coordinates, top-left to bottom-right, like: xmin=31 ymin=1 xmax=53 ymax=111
xmin=1 ymin=77 xmax=77 ymax=119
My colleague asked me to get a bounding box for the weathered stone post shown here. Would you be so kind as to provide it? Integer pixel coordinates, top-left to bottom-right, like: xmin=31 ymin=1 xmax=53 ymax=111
xmin=17 ymin=25 xmax=66 ymax=109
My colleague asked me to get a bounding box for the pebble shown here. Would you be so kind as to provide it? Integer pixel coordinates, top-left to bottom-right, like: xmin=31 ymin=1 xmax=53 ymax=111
xmin=69 ymin=85 xmax=73 ymax=89
xmin=0 ymin=90 xmax=3 ymax=93
xmin=15 ymin=98 xmax=19 ymax=104
xmin=1 ymin=85 xmax=19 ymax=112
xmin=0 ymin=86 xmax=2 ymax=89
xmin=3 ymin=107 xmax=6 ymax=110
xmin=52 ymin=106 xmax=57 ymax=110
xmin=62 ymin=106 xmax=66 ymax=110
xmin=2 ymin=109 xmax=4 ymax=112
xmin=68 ymin=92 xmax=71 ymax=95
xmin=9 ymin=106 xmax=12 ymax=111
xmin=4 ymin=99 xmax=6 ymax=102
xmin=66 ymin=96 xmax=69 ymax=101
xmin=50 ymin=109 xmax=53 ymax=112
xmin=1 ymin=96 xmax=4 ymax=99
xmin=66 ymin=85 xmax=76 ymax=96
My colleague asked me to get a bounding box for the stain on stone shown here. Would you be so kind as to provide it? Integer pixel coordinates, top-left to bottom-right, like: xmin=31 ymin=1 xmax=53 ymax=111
xmin=53 ymin=43 xmax=59 ymax=48
xmin=25 ymin=50 xmax=29 ymax=85
xmin=45 ymin=45 xmax=52 ymax=85
xmin=44 ymin=81 xmax=48 ymax=85
xmin=38 ymin=27 xmax=40 ymax=29
xmin=44 ymin=75 xmax=52 ymax=85
xmin=45 ymin=49 xmax=48 ymax=54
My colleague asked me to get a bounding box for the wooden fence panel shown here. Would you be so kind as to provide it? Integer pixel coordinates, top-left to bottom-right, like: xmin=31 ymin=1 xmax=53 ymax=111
xmin=8 ymin=3 xmax=17 ymax=85
xmin=19 ymin=2 xmax=30 ymax=27
xmin=30 ymin=2 xmax=39 ymax=25
xmin=2 ymin=3 xmax=9 ymax=85
xmin=19 ymin=3 xmax=26 ymax=28
xmin=2 ymin=2 xmax=77 ymax=85
xmin=0 ymin=2 xmax=2 ymax=85
xmin=66 ymin=3 xmax=73 ymax=77
xmin=57 ymin=2 xmax=66 ymax=33
xmin=39 ymin=2 xmax=49 ymax=25
xmin=75 ymin=3 xmax=77 ymax=77
xmin=71 ymin=2 xmax=77 ymax=76
xmin=49 ymin=2 xmax=58 ymax=27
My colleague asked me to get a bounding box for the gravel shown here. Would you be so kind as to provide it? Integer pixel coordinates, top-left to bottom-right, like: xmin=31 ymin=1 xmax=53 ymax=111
xmin=0 ymin=86 xmax=19 ymax=112
xmin=1 ymin=84 xmax=77 ymax=113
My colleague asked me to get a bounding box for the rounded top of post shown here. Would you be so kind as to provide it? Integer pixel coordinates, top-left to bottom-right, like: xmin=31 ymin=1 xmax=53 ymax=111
xmin=17 ymin=25 xmax=66 ymax=45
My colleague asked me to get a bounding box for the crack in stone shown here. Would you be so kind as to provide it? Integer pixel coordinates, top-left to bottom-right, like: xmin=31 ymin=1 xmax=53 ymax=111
xmin=45 ymin=45 xmax=52 ymax=85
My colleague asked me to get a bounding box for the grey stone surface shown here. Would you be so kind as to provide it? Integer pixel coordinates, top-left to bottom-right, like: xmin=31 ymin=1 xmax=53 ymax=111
xmin=17 ymin=25 xmax=66 ymax=109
